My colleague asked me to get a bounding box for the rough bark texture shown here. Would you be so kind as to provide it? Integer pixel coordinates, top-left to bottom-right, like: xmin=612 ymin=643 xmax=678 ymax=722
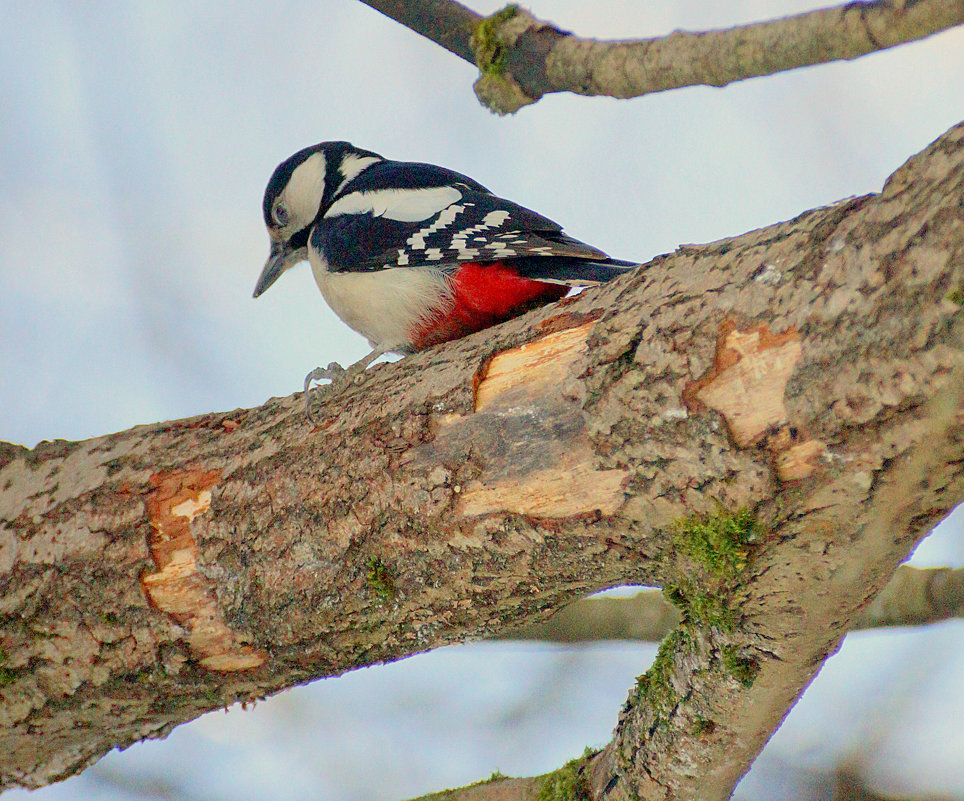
xmin=357 ymin=0 xmax=964 ymax=114
xmin=1 ymin=122 xmax=963 ymax=796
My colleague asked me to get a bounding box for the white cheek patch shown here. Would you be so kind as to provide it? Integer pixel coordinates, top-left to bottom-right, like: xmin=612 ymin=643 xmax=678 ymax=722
xmin=280 ymin=151 xmax=327 ymax=230
xmin=327 ymin=186 xmax=463 ymax=222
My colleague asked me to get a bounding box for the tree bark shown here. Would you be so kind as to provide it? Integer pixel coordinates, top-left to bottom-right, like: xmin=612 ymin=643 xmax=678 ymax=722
xmin=1 ymin=120 xmax=962 ymax=795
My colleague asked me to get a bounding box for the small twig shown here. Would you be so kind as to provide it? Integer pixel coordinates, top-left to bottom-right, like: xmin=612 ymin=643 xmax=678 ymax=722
xmin=358 ymin=0 xmax=964 ymax=113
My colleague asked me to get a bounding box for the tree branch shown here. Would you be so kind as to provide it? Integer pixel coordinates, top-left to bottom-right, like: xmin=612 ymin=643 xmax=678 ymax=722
xmin=504 ymin=565 xmax=964 ymax=644
xmin=358 ymin=0 xmax=964 ymax=113
xmin=505 ymin=589 xmax=681 ymax=645
xmin=2 ymin=121 xmax=963 ymax=796
xmin=860 ymin=564 xmax=964 ymax=628
xmin=358 ymin=0 xmax=481 ymax=63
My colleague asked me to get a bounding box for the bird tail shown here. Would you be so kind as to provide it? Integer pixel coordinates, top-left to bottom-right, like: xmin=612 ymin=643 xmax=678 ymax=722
xmin=511 ymin=256 xmax=638 ymax=286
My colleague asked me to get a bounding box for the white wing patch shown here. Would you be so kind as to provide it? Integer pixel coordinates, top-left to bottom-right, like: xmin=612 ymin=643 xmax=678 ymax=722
xmin=327 ymin=186 xmax=463 ymax=222
xmin=482 ymin=210 xmax=510 ymax=226
xmin=394 ymin=202 xmax=523 ymax=265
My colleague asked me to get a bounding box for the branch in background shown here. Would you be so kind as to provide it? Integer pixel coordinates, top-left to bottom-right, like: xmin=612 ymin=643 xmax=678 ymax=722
xmin=861 ymin=564 xmax=964 ymax=628
xmin=358 ymin=0 xmax=964 ymax=113
xmin=502 ymin=590 xmax=681 ymax=644
xmin=504 ymin=565 xmax=964 ymax=645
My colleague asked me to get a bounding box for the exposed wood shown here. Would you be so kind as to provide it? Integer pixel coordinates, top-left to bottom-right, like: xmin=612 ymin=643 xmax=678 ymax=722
xmin=435 ymin=322 xmax=629 ymax=516
xmin=474 ymin=321 xmax=594 ymax=410
xmin=689 ymin=322 xmax=803 ymax=447
xmin=142 ymin=469 xmax=266 ymax=671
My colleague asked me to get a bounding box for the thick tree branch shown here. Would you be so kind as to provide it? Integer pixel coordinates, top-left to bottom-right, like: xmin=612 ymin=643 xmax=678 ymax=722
xmin=2 ymin=121 xmax=963 ymax=796
xmin=358 ymin=0 xmax=964 ymax=113
xmin=505 ymin=565 xmax=964 ymax=644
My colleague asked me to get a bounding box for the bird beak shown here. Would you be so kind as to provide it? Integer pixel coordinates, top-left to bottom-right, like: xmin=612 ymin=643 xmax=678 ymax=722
xmin=253 ymin=240 xmax=302 ymax=298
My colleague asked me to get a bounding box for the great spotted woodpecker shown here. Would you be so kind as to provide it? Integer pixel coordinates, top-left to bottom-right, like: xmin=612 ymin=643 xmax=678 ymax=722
xmin=253 ymin=142 xmax=637 ymax=392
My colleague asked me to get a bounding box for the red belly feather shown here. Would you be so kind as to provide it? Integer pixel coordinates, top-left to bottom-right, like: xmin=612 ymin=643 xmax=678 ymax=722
xmin=408 ymin=261 xmax=567 ymax=351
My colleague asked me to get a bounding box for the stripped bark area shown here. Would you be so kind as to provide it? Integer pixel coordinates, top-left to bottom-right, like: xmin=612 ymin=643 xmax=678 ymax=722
xmin=1 ymin=122 xmax=962 ymax=796
xmin=428 ymin=322 xmax=628 ymax=517
xmin=142 ymin=469 xmax=265 ymax=671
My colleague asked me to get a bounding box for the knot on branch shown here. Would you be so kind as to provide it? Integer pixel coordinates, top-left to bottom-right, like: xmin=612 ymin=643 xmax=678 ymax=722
xmin=470 ymin=5 xmax=562 ymax=114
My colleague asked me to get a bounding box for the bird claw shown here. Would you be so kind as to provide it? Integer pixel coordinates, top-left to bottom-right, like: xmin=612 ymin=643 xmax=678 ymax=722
xmin=303 ymin=362 xmax=350 ymax=422
xmin=303 ymin=352 xmax=385 ymax=422
xmin=304 ymin=362 xmax=348 ymax=394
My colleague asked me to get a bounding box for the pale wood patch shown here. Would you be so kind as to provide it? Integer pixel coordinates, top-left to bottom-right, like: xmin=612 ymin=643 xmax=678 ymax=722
xmin=774 ymin=439 xmax=828 ymax=482
xmin=690 ymin=321 xmax=827 ymax=480
xmin=434 ymin=322 xmax=628 ymax=518
xmin=141 ymin=469 xmax=265 ymax=671
xmin=475 ymin=322 xmax=596 ymax=410
xmin=695 ymin=323 xmax=802 ymax=447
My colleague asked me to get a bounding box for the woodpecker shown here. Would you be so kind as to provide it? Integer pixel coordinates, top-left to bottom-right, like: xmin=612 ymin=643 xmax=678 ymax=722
xmin=254 ymin=142 xmax=637 ymax=391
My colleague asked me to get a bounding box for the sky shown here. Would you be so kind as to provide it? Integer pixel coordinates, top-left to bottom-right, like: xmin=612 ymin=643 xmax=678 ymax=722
xmin=1 ymin=2 xmax=963 ymax=799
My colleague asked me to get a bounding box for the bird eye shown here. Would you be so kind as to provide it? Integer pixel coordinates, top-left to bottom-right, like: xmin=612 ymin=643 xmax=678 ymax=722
xmin=274 ymin=204 xmax=289 ymax=226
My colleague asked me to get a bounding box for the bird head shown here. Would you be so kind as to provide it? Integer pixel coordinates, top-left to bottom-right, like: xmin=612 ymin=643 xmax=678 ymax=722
xmin=253 ymin=141 xmax=382 ymax=297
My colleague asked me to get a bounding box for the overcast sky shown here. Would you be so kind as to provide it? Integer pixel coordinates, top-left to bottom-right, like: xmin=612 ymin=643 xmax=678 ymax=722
xmin=2 ymin=2 xmax=962 ymax=800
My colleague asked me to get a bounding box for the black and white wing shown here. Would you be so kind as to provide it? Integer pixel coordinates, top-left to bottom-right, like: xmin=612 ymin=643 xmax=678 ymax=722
xmin=311 ymin=160 xmax=632 ymax=281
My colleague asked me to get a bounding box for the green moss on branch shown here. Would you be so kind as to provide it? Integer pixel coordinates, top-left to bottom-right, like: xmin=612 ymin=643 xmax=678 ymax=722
xmin=470 ymin=5 xmax=520 ymax=75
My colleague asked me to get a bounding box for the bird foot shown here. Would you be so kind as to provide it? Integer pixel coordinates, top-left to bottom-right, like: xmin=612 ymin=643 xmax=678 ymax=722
xmin=304 ymin=362 xmax=352 ymax=422
xmin=303 ymin=350 xmax=387 ymax=422
xmin=304 ymin=362 xmax=349 ymax=393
